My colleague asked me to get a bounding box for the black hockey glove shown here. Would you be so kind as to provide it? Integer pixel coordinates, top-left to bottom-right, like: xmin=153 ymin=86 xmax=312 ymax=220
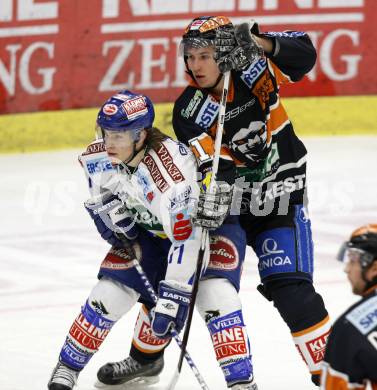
xmin=193 ymin=172 xmax=233 ymax=230
xmin=234 ymin=21 xmax=264 ymax=63
xmin=214 ymin=26 xmax=248 ymax=73
xmin=215 ymin=20 xmax=264 ymax=73
xmin=216 ymin=46 xmax=251 ymax=73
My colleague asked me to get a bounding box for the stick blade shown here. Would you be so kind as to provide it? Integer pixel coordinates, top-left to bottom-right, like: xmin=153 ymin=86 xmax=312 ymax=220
xmin=166 ymin=367 xmax=180 ymax=390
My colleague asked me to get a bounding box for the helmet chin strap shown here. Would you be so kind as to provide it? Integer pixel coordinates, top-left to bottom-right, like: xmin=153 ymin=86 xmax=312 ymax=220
xmin=207 ymin=72 xmax=224 ymax=91
xmin=361 ymin=268 xmax=377 ymax=293
xmin=123 ymin=142 xmax=146 ymax=166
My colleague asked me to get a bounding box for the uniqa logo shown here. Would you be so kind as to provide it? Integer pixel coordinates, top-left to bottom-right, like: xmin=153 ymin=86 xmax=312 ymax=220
xmin=258 ymin=238 xmax=292 ymax=271
xmin=260 ymin=238 xmax=284 ymax=258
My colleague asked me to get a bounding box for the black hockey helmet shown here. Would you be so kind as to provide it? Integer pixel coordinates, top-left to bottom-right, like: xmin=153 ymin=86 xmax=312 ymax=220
xmin=179 ymin=15 xmax=233 ymax=56
xmin=180 ymin=16 xmax=234 ymax=88
xmin=337 ymin=224 xmax=377 ymax=269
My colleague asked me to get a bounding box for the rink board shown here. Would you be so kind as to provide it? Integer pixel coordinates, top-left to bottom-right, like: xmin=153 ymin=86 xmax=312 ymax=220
xmin=1 ymin=95 xmax=377 ymax=154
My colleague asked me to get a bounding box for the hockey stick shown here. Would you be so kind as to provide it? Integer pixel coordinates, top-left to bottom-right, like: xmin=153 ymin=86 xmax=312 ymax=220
xmin=130 ymin=257 xmax=210 ymax=390
xmin=106 ymin=231 xmax=210 ymax=389
xmin=167 ymin=70 xmax=231 ymax=390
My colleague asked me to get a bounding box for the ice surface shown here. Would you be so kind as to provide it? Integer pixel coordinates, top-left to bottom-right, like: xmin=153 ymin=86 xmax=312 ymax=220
xmin=1 ymin=136 xmax=377 ymax=390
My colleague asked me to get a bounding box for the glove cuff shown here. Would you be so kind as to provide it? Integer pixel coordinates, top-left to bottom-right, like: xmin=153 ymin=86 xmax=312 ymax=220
xmin=160 ymin=280 xmax=192 ymax=295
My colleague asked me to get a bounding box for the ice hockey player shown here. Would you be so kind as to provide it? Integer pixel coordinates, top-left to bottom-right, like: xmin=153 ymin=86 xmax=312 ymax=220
xmin=321 ymin=224 xmax=377 ymax=390
xmin=47 ymin=90 xmax=258 ymax=390
xmin=172 ymin=15 xmax=331 ymax=385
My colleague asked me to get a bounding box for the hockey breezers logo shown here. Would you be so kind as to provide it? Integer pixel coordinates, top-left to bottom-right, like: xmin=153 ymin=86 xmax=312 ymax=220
xmin=306 ymin=330 xmax=331 ymax=364
xmin=258 ymin=238 xmax=292 ymax=271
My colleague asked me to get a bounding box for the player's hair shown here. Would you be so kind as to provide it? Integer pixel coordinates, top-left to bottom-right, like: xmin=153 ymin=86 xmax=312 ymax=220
xmin=145 ymin=127 xmax=169 ymax=150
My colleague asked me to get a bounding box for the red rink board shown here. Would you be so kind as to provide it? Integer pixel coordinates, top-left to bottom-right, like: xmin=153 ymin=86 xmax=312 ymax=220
xmin=0 ymin=0 xmax=375 ymax=114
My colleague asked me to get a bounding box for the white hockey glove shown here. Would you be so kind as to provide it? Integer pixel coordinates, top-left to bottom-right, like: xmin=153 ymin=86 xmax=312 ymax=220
xmin=193 ymin=172 xmax=233 ymax=230
xmin=84 ymin=193 xmax=138 ymax=248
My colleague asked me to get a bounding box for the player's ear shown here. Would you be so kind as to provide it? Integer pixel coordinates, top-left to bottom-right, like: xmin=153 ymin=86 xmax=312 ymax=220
xmin=367 ymin=260 xmax=377 ymax=279
xmin=136 ymin=129 xmax=147 ymax=148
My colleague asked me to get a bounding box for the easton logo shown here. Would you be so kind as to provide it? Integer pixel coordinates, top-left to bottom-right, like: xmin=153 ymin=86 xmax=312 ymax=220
xmin=306 ymin=330 xmax=331 ymax=364
xmin=156 ymin=144 xmax=184 ymax=183
xmin=142 ymin=154 xmax=169 ymax=193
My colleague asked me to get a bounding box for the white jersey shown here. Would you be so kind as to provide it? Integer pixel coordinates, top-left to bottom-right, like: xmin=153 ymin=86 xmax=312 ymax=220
xmin=79 ymin=137 xmax=207 ymax=285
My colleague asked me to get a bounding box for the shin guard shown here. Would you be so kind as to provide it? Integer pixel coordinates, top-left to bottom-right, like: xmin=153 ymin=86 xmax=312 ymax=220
xmin=292 ymin=315 xmax=331 ymax=376
xmin=131 ymin=305 xmax=170 ymax=363
xmin=207 ymin=310 xmax=253 ymax=386
xmin=59 ymin=300 xmax=115 ymax=370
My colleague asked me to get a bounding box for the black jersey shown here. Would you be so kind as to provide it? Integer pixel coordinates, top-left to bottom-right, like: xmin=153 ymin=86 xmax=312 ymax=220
xmin=321 ymin=286 xmax=377 ymax=390
xmin=173 ymin=31 xmax=316 ymax=213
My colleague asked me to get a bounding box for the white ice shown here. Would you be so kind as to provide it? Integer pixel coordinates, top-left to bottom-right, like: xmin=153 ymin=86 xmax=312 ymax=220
xmin=1 ymin=136 xmax=377 ymax=390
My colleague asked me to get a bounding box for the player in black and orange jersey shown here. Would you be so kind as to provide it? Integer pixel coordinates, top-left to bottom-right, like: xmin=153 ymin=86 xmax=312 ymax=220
xmin=321 ymin=224 xmax=377 ymax=390
xmin=172 ymin=16 xmax=331 ymax=386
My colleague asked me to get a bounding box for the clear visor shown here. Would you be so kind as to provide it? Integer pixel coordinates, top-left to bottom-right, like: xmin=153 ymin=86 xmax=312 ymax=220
xmin=337 ymin=244 xmax=363 ymax=263
xmin=337 ymin=243 xmax=374 ymax=267
xmin=179 ymin=37 xmax=215 ymax=57
xmin=95 ymin=125 xmax=142 ymax=142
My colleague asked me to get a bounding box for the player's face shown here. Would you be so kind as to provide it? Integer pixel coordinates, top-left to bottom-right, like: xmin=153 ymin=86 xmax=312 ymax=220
xmin=344 ymin=250 xmax=366 ymax=295
xmin=186 ymin=46 xmax=221 ymax=88
xmin=104 ymin=130 xmax=135 ymax=164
